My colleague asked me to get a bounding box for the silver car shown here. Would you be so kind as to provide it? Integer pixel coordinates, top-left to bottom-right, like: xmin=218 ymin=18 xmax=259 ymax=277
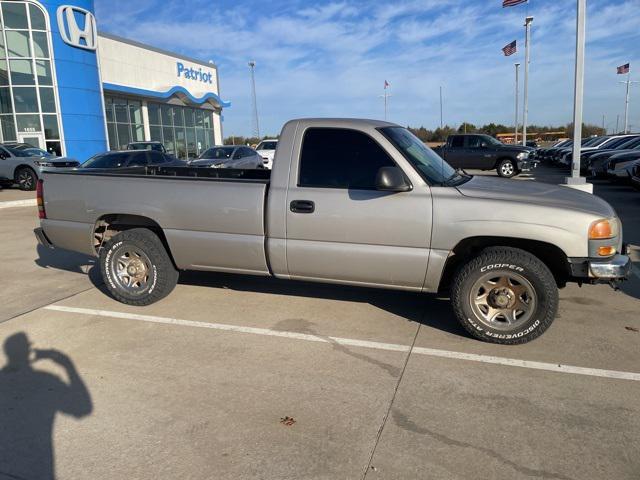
xmin=0 ymin=144 xmax=78 ymax=191
xmin=188 ymin=146 xmax=263 ymax=169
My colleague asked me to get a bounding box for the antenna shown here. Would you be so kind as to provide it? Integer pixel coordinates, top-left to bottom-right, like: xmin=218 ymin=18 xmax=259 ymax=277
xmin=248 ymin=61 xmax=260 ymax=138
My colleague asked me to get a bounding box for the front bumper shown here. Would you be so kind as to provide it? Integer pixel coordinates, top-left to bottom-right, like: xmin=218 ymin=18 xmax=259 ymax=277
xmin=569 ymin=254 xmax=632 ymax=281
xmin=517 ymin=159 xmax=538 ymax=172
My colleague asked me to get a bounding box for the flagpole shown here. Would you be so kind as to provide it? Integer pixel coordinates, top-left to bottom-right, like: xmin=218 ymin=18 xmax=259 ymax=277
xmin=624 ymin=71 xmax=631 ymax=133
xmin=522 ymin=16 xmax=533 ymax=147
xmin=515 ymin=63 xmax=520 ymax=144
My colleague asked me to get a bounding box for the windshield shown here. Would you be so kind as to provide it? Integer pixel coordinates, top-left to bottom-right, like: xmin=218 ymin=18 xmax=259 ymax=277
xmin=82 ymin=152 xmax=129 ymax=168
xmin=199 ymin=147 xmax=234 ymax=159
xmin=380 ymin=127 xmax=457 ymax=185
xmin=585 ymin=137 xmax=609 ymax=147
xmin=257 ymin=141 xmax=277 ymax=150
xmin=610 ymin=137 xmax=638 ymax=149
xmin=5 ymin=146 xmax=34 ymax=157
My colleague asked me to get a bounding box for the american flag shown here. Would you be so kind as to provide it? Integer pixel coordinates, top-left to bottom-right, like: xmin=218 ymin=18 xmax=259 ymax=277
xmin=617 ymin=63 xmax=630 ymax=74
xmin=502 ymin=40 xmax=517 ymax=56
xmin=503 ymin=0 xmax=528 ymax=7
xmin=384 ymin=80 xmax=390 ymax=89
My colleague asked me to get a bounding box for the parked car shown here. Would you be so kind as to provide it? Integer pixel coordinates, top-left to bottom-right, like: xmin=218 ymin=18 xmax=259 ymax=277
xmin=587 ymin=136 xmax=640 ymax=177
xmin=127 ymin=141 xmax=167 ymax=153
xmin=35 ymin=118 xmax=631 ymax=345
xmin=630 ymin=161 xmax=640 ymax=190
xmin=81 ymin=150 xmax=184 ymax=169
xmin=537 ymin=139 xmax=572 ymax=163
xmin=188 ymin=146 xmax=263 ymax=169
xmin=0 ymin=144 xmax=78 ymax=190
xmin=255 ymin=139 xmax=279 ymax=169
xmin=605 ymin=150 xmax=640 ymax=182
xmin=558 ymin=135 xmax=636 ymax=167
xmin=432 ymin=134 xmax=535 ymax=177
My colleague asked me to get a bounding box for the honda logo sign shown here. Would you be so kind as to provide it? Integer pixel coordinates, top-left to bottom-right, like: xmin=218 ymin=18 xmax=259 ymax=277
xmin=57 ymin=6 xmax=97 ymax=51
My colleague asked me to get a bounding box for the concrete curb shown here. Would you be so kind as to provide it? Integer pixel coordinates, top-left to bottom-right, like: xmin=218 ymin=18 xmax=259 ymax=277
xmin=0 ymin=199 xmax=37 ymax=210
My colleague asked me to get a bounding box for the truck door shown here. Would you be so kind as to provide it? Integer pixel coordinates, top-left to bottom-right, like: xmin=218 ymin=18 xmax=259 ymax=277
xmin=284 ymin=126 xmax=432 ymax=290
xmin=464 ymin=135 xmax=493 ymax=169
xmin=443 ymin=135 xmax=466 ymax=168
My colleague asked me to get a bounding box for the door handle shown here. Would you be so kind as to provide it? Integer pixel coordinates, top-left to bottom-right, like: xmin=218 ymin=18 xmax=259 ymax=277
xmin=290 ymin=200 xmax=315 ymax=214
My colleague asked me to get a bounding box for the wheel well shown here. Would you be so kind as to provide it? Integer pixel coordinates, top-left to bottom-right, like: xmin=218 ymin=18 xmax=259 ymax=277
xmin=93 ymin=214 xmax=177 ymax=268
xmin=438 ymin=236 xmax=570 ymax=293
xmin=495 ymin=157 xmax=516 ymax=169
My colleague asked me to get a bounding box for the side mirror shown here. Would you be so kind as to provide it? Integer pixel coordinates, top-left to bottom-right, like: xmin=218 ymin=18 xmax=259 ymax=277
xmin=375 ymin=166 xmax=412 ymax=192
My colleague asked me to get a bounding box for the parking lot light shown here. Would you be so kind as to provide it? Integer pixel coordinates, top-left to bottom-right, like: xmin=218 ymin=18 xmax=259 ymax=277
xmin=522 ymin=16 xmax=533 ymax=147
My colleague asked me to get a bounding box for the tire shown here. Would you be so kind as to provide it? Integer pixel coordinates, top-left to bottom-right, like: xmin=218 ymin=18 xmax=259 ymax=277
xmin=497 ymin=159 xmax=516 ymax=178
xmin=15 ymin=167 xmax=37 ymax=191
xmin=99 ymin=228 xmax=178 ymax=306
xmin=451 ymin=247 xmax=559 ymax=345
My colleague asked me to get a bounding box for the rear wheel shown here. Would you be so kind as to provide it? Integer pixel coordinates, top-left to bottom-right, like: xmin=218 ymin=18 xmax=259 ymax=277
xmin=451 ymin=247 xmax=559 ymax=344
xmin=497 ymin=159 xmax=516 ymax=178
xmin=16 ymin=167 xmax=37 ymax=191
xmin=99 ymin=228 xmax=178 ymax=306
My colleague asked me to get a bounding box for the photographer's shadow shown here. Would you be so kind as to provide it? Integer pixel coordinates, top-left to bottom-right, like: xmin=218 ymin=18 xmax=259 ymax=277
xmin=0 ymin=333 xmax=92 ymax=480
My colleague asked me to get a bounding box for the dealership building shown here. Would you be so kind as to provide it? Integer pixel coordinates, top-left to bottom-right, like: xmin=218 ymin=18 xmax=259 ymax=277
xmin=0 ymin=0 xmax=229 ymax=161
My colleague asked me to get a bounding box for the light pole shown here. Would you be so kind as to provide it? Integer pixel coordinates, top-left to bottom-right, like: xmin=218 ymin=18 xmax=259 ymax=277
xmin=248 ymin=61 xmax=260 ymax=139
xmin=515 ymin=63 xmax=520 ymax=144
xmin=522 ymin=16 xmax=533 ymax=147
xmin=566 ymin=0 xmax=587 ymax=188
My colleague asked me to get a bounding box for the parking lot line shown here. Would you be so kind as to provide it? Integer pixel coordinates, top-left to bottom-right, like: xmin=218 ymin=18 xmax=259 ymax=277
xmin=45 ymin=305 xmax=640 ymax=382
xmin=0 ymin=199 xmax=36 ymax=209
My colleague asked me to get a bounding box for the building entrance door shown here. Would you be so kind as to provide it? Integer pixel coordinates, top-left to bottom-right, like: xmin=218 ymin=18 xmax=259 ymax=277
xmin=18 ymin=133 xmax=46 ymax=151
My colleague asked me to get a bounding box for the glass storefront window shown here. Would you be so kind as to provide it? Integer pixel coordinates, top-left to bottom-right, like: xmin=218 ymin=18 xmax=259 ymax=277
xmin=10 ymin=59 xmax=34 ymax=85
xmin=0 ymin=114 xmax=15 ymax=140
xmin=116 ymin=123 xmax=131 ymax=149
xmin=129 ymin=101 xmax=142 ymax=124
xmin=32 ymin=32 xmax=49 ymax=58
xmin=104 ymin=95 xmax=146 ymax=149
xmin=114 ymin=98 xmax=128 ymax=123
xmin=150 ymin=125 xmax=162 ymax=143
xmin=6 ymin=31 xmax=30 ymax=57
xmin=39 ymin=87 xmax=55 ymax=113
xmin=0 ymin=1 xmax=62 ymax=148
xmin=16 ymin=114 xmax=40 ymax=133
xmin=161 ymin=105 xmax=174 ymax=127
xmin=29 ymin=3 xmax=46 ymax=30
xmin=12 ymin=86 xmax=37 ymax=112
xmin=0 ymin=87 xmax=11 ymax=113
xmin=132 ymin=124 xmax=144 ymax=142
xmin=2 ymin=3 xmax=28 ymax=30
xmin=184 ymin=108 xmax=195 ymax=128
xmin=43 ymin=114 xmax=59 ymax=139
xmin=35 ymin=60 xmax=52 ymax=85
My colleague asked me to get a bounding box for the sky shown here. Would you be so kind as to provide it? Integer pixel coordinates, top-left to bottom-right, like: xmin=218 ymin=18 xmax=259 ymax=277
xmin=95 ymin=0 xmax=640 ymax=137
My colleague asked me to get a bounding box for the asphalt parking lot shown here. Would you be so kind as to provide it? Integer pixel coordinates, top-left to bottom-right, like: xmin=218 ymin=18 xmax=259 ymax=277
xmin=1 ymin=169 xmax=639 ymax=480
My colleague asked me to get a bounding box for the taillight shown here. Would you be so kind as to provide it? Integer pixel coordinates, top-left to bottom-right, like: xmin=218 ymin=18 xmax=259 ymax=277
xmin=36 ymin=179 xmax=46 ymax=219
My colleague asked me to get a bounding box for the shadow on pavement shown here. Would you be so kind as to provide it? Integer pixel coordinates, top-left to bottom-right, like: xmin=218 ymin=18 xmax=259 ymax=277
xmin=0 ymin=333 xmax=92 ymax=480
xmin=179 ymin=270 xmax=468 ymax=339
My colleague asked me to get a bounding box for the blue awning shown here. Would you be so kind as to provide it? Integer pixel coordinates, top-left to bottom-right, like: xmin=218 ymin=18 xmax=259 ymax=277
xmin=102 ymin=83 xmax=231 ymax=108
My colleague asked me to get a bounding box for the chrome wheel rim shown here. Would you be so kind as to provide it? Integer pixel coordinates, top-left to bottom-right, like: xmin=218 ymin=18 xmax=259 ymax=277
xmin=501 ymin=162 xmax=514 ymax=176
xmin=18 ymin=171 xmax=34 ymax=189
xmin=469 ymin=271 xmax=537 ymax=331
xmin=110 ymin=247 xmax=152 ymax=294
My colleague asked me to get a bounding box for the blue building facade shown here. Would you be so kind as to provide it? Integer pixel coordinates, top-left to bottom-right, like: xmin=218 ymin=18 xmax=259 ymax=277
xmin=0 ymin=0 xmax=227 ymax=161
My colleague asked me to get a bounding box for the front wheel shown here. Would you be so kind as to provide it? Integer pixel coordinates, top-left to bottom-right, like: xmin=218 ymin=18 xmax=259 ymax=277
xmin=497 ymin=159 xmax=516 ymax=178
xmin=99 ymin=228 xmax=179 ymax=306
xmin=451 ymin=247 xmax=559 ymax=345
xmin=16 ymin=167 xmax=37 ymax=191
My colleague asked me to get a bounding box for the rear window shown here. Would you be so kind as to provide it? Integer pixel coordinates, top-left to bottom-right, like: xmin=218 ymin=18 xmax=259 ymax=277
xmin=257 ymin=141 xmax=277 ymax=150
xmin=82 ymin=152 xmax=130 ymax=168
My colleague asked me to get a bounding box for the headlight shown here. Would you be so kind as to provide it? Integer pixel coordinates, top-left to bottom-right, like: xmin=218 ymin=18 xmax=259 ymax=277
xmin=588 ymin=218 xmax=619 ymax=240
xmin=33 ymin=161 xmax=54 ymax=167
xmin=516 ymin=152 xmax=529 ymax=160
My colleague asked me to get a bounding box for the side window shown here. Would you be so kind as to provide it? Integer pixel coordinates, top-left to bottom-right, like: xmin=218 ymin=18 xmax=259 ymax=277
xmin=299 ymin=128 xmax=396 ymax=189
xmin=243 ymin=147 xmax=255 ymax=157
xmin=233 ymin=148 xmax=243 ymax=159
xmin=450 ymin=136 xmax=464 ymax=148
xmin=127 ymin=152 xmax=149 ymax=167
xmin=149 ymin=151 xmax=166 ymax=165
xmin=466 ymin=136 xmax=482 ymax=149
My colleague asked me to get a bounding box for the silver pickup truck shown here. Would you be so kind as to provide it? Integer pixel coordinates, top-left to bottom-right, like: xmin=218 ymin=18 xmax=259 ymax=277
xmin=35 ymin=119 xmax=632 ymax=345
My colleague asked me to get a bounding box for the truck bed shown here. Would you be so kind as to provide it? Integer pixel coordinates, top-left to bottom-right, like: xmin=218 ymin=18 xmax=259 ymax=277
xmin=41 ymin=167 xmax=272 ymax=275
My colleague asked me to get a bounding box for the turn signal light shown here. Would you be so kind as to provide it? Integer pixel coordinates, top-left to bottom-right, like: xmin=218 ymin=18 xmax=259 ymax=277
xmin=36 ymin=179 xmax=46 ymax=220
xmin=597 ymin=246 xmax=616 ymax=257
xmin=589 ymin=219 xmax=614 ymax=240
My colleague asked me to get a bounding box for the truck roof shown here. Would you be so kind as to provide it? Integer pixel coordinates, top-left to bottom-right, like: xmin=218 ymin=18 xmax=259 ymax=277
xmin=286 ymin=118 xmax=397 ymax=129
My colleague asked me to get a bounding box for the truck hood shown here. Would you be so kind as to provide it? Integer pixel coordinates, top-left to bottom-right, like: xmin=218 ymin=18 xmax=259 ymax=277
xmin=456 ymin=175 xmax=615 ymax=217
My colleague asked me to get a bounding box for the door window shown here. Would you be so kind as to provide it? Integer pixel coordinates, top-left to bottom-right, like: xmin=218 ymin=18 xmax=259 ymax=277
xmin=148 ymin=151 xmax=166 ymax=165
xmin=450 ymin=136 xmax=464 ymax=148
xmin=299 ymin=128 xmax=395 ymax=189
xmin=127 ymin=152 xmax=149 ymax=167
xmin=466 ymin=136 xmax=483 ymax=149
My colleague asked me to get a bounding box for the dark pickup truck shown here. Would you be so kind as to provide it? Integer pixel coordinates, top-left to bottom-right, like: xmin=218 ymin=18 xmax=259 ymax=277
xmin=433 ymin=134 xmax=536 ymax=178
